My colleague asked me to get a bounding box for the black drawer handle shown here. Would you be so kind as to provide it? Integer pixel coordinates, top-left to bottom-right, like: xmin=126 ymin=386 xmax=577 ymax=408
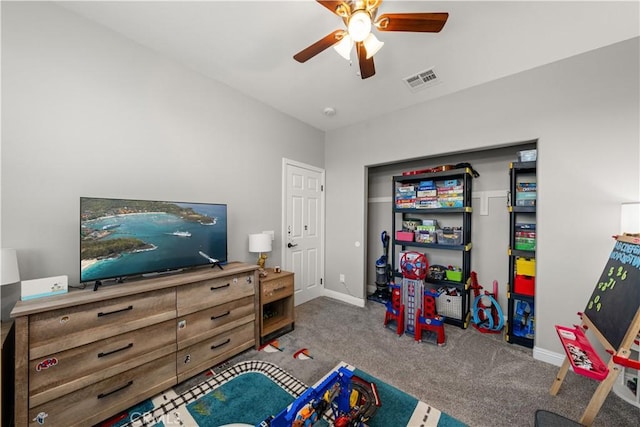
xmin=211 ymin=311 xmax=230 ymax=320
xmin=97 ymin=305 xmax=133 ymax=317
xmin=98 ymin=343 xmax=134 ymax=358
xmin=211 ymin=283 xmax=230 ymax=291
xmin=97 ymin=380 xmax=133 ymax=399
xmin=211 ymin=338 xmax=231 ymax=350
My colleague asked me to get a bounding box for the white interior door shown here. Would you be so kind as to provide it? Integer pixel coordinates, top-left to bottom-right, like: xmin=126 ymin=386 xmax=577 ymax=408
xmin=283 ymin=159 xmax=325 ymax=306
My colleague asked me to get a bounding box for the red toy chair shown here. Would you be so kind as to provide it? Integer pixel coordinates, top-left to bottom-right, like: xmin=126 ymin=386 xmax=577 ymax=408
xmin=415 ymin=289 xmax=446 ymax=346
xmin=384 ymin=284 xmax=404 ymax=336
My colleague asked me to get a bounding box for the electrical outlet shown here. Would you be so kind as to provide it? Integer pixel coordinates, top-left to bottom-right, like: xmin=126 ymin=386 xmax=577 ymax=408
xmin=340 ymin=274 xmax=345 ymax=283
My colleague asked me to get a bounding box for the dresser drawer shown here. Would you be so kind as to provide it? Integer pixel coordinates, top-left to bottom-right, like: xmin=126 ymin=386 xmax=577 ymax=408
xmin=29 ymin=319 xmax=176 ymax=408
xmin=176 ymin=321 xmax=254 ymax=382
xmin=177 ymin=295 xmax=254 ymax=349
xmin=261 ymin=274 xmax=294 ymax=304
xmin=177 ymin=273 xmax=255 ymax=316
xmin=28 ymin=288 xmax=176 ymax=359
xmin=28 ymin=353 xmax=176 ymax=427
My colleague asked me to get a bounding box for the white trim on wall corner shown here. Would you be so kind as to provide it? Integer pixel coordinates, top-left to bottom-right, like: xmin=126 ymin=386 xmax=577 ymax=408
xmin=533 ymin=346 xmax=566 ymax=367
xmin=368 ymin=196 xmax=392 ymax=204
xmin=323 ymin=288 xmax=366 ymax=308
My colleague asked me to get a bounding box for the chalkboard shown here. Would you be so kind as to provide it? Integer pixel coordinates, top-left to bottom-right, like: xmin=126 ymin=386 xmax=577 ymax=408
xmin=583 ymin=235 xmax=640 ymax=350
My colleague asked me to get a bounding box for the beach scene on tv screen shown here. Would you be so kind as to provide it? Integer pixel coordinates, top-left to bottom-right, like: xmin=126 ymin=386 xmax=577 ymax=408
xmin=80 ymin=198 xmax=227 ymax=282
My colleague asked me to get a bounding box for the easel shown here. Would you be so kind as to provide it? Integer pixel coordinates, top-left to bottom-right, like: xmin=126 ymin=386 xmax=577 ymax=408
xmin=550 ymin=234 xmax=640 ymax=426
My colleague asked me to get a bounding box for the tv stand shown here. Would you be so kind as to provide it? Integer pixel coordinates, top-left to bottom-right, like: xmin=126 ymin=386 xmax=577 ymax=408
xmin=211 ymin=260 xmax=224 ymax=270
xmin=10 ymin=262 xmax=259 ymax=427
xmin=92 ymin=280 xmax=102 ymax=292
xmin=142 ymin=269 xmax=184 ymax=278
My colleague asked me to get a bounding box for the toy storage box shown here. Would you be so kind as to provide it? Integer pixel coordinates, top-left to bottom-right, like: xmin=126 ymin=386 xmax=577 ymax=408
xmin=436 ymin=228 xmax=463 ymax=245
xmin=518 ymin=149 xmax=537 ymax=162
xmin=435 ymin=291 xmax=463 ymax=319
xmin=396 ymin=230 xmax=414 ymax=242
xmin=516 ymin=257 xmax=536 ymax=276
xmin=445 ymin=269 xmax=463 ymax=282
xmin=414 ymin=230 xmax=437 ymax=243
xmin=514 ymin=275 xmax=535 ymax=296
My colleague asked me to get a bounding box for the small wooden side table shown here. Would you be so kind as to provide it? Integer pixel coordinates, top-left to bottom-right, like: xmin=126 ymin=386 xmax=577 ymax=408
xmin=259 ymin=269 xmax=295 ymax=345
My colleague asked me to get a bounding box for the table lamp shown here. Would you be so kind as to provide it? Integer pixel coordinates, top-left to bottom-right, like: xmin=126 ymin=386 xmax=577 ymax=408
xmin=249 ymin=233 xmax=272 ymax=271
xmin=2 ymin=248 xmax=21 ymax=321
xmin=621 ymin=202 xmax=640 ymax=235
xmin=1 ymin=248 xmax=20 ymax=287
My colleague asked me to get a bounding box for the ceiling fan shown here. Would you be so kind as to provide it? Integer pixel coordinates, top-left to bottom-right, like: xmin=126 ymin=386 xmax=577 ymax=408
xmin=293 ymin=0 xmax=449 ymax=79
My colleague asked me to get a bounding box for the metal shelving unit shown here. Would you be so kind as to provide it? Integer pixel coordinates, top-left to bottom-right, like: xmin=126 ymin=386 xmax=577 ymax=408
xmin=505 ymin=161 xmax=536 ymax=348
xmin=392 ymin=168 xmax=474 ymax=329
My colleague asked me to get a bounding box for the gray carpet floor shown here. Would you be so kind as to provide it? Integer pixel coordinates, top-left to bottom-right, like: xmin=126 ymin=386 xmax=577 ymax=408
xmin=228 ymin=296 xmax=640 ymax=427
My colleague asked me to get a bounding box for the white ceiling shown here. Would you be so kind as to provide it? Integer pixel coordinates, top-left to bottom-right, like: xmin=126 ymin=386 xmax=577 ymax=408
xmin=57 ymin=1 xmax=640 ymax=131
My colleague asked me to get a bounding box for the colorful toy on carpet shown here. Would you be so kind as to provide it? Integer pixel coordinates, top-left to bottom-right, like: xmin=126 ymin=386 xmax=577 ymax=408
xmin=260 ymin=365 xmax=380 ymax=427
xmin=259 ymin=340 xmax=284 ymax=352
xmin=384 ymin=251 xmax=446 ymax=346
xmin=293 ymin=348 xmax=314 ymax=360
xmin=383 ymin=283 xmax=404 ymax=335
xmin=415 ymin=289 xmax=446 ymax=346
xmin=469 ymin=271 xmax=504 ymax=333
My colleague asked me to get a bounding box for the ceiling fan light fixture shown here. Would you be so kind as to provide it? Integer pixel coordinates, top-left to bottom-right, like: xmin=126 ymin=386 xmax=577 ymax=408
xmin=333 ymin=34 xmax=353 ymax=60
xmin=363 ymin=33 xmax=384 ymax=59
xmin=348 ymin=10 xmax=372 ymax=42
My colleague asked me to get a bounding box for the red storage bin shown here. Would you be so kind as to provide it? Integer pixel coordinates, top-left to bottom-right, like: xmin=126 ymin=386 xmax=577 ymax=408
xmin=514 ymin=275 xmax=535 ymax=296
xmin=396 ymin=230 xmax=414 ymax=242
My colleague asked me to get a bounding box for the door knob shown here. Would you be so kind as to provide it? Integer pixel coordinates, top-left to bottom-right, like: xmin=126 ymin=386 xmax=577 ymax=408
xmin=287 ymin=242 xmax=298 ymax=248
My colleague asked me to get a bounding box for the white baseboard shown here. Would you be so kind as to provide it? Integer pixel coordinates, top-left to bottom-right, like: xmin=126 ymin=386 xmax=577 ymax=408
xmin=323 ymin=288 xmax=366 ymax=308
xmin=533 ymin=345 xmax=566 ymax=367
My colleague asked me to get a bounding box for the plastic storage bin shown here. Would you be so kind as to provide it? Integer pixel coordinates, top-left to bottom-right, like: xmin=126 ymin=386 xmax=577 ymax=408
xmin=514 ymin=274 xmax=535 ymax=296
xmin=436 ymin=228 xmax=463 ymax=245
xmin=516 ymin=257 xmax=536 ymax=276
xmin=445 ymin=268 xmax=463 ymax=282
xmin=436 ymin=292 xmax=463 ymax=319
xmin=396 ymin=230 xmax=414 ymax=242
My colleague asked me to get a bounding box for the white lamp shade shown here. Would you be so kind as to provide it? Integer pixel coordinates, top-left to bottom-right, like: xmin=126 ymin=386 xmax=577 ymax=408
xmin=333 ymin=34 xmax=353 ymax=60
xmin=621 ymin=202 xmax=640 ymax=234
xmin=249 ymin=233 xmax=272 ymax=253
xmin=1 ymin=248 xmax=21 ymax=285
xmin=363 ymin=33 xmax=384 ymax=59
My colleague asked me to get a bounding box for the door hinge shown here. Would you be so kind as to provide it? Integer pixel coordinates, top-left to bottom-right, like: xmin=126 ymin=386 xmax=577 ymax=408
xmin=321 ymin=185 xmax=324 ymax=191
xmin=320 ymin=277 xmax=323 ymax=285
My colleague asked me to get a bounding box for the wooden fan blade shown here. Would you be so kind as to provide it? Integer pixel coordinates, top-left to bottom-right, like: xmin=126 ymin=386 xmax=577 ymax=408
xmin=375 ymin=13 xmax=449 ymax=32
xmin=294 ymin=30 xmax=344 ymax=63
xmin=356 ymin=42 xmax=375 ymax=79
xmin=317 ymin=1 xmax=350 ymax=17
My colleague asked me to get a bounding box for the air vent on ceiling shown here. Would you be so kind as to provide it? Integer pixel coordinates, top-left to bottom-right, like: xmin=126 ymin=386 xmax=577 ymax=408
xmin=403 ymin=67 xmax=440 ymax=92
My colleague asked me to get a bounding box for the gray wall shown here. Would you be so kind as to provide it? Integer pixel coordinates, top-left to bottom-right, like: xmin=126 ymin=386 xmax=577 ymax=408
xmin=0 ymin=2 xmax=324 ymax=319
xmin=325 ymin=37 xmax=640 ymax=360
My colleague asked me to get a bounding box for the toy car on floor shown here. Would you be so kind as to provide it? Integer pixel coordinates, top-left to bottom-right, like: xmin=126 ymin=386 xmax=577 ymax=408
xmin=259 ymin=366 xmax=381 ymax=427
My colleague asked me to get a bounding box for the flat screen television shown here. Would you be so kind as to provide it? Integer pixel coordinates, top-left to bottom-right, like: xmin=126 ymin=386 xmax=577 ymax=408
xmin=80 ymin=197 xmax=228 ymax=284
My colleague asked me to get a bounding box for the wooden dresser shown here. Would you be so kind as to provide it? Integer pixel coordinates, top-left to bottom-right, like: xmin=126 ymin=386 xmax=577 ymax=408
xmin=10 ymin=262 xmax=258 ymax=427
